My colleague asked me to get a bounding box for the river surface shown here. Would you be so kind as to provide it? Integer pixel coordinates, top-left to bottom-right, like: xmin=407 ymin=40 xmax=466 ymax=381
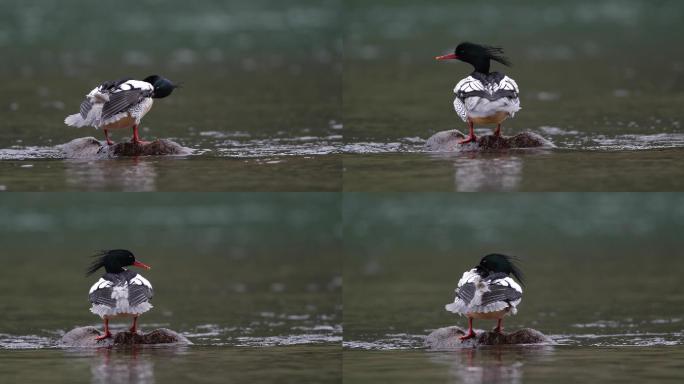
xmin=342 ymin=0 xmax=684 ymax=191
xmin=342 ymin=193 xmax=684 ymax=382
xmin=0 ymin=194 xmax=342 ymax=382
xmin=0 ymin=0 xmax=342 ymax=191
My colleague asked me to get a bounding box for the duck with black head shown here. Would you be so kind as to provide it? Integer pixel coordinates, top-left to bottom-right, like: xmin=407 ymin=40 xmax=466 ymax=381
xmin=86 ymin=249 xmax=153 ymax=340
xmin=445 ymin=254 xmax=524 ymax=341
xmin=436 ymin=43 xmax=521 ymax=144
xmin=65 ymin=75 xmax=179 ymax=145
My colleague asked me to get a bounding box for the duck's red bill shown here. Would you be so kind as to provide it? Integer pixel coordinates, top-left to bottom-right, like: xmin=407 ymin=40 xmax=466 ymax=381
xmin=133 ymin=261 xmax=151 ymax=270
xmin=435 ymin=53 xmax=459 ymax=60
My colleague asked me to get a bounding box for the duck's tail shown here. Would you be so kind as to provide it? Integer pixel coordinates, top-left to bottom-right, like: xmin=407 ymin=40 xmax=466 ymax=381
xmin=64 ymin=113 xmax=85 ymax=127
xmin=64 ymin=103 xmax=104 ymax=128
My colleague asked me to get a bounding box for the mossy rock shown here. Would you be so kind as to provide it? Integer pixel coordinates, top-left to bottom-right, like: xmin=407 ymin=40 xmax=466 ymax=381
xmin=58 ymin=137 xmax=192 ymax=158
xmin=425 ymin=130 xmax=554 ymax=152
xmin=60 ymin=326 xmax=191 ymax=347
xmin=425 ymin=325 xmax=552 ymax=350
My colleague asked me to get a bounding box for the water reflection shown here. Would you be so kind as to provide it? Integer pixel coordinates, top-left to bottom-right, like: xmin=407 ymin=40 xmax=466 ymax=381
xmin=90 ymin=348 xmax=154 ymax=384
xmin=429 ymin=346 xmax=554 ymax=384
xmin=64 ymin=159 xmax=158 ymax=191
xmin=452 ymin=155 xmax=523 ymax=192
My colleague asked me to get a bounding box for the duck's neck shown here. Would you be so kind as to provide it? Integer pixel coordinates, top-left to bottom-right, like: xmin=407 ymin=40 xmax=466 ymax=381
xmin=471 ymin=58 xmax=490 ymax=74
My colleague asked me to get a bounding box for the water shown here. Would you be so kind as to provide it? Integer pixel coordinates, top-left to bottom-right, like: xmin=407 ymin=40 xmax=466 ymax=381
xmin=343 ymin=347 xmax=684 ymax=383
xmin=342 ymin=0 xmax=684 ymax=191
xmin=342 ymin=149 xmax=684 ymax=191
xmin=0 ymin=0 xmax=342 ymax=191
xmin=0 ymin=194 xmax=342 ymax=382
xmin=3 ymin=1 xmax=684 ymax=191
xmin=0 ymin=346 xmax=341 ymax=383
xmin=342 ymin=193 xmax=684 ymax=382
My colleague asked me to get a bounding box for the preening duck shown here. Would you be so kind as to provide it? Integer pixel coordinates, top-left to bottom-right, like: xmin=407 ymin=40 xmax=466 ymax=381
xmin=86 ymin=249 xmax=153 ymax=340
xmin=436 ymin=43 xmax=521 ymax=144
xmin=445 ymin=254 xmax=524 ymax=341
xmin=65 ymin=75 xmax=178 ymax=145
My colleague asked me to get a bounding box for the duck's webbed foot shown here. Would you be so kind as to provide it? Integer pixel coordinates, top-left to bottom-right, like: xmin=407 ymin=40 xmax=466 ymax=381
xmin=493 ymin=319 xmax=504 ymax=334
xmin=459 ymin=121 xmax=477 ymax=144
xmin=130 ymin=124 xmax=149 ymax=145
xmin=459 ymin=317 xmax=476 ymax=341
xmin=95 ymin=331 xmax=112 ymax=341
xmin=458 ymin=134 xmax=477 ymax=144
xmin=459 ymin=330 xmax=477 ymax=340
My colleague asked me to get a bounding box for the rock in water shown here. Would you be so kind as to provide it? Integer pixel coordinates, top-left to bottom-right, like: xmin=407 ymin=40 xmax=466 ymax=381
xmin=60 ymin=326 xmax=191 ymax=347
xmin=424 ymin=326 xmax=552 ymax=350
xmin=57 ymin=137 xmax=192 ymax=159
xmin=425 ymin=130 xmax=554 ymax=152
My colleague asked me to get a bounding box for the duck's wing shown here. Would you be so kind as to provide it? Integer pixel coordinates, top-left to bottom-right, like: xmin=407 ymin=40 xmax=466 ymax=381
xmin=453 ymin=97 xmax=468 ymax=122
xmin=445 ymin=269 xmax=480 ymax=313
xmin=101 ymin=88 xmax=153 ymax=121
xmin=455 ymin=74 xmax=519 ymax=102
xmin=455 ymin=282 xmax=476 ymax=304
xmin=88 ymin=278 xmax=115 ymax=307
xmin=454 ymin=76 xmax=483 ymax=98
xmin=79 ymin=99 xmax=93 ymax=119
xmin=499 ymin=76 xmax=519 ymax=94
xmin=128 ymin=274 xmax=153 ymax=306
xmin=481 ymin=277 xmax=523 ymax=306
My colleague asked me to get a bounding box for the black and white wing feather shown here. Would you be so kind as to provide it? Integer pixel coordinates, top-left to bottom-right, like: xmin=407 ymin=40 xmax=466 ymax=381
xmin=452 ymin=74 xmax=522 ymax=119
xmin=88 ymin=278 xmax=115 ymax=307
xmin=88 ymin=271 xmax=154 ymax=318
xmin=128 ymin=274 xmax=154 ymax=306
xmin=445 ymin=269 xmax=523 ymax=315
xmin=101 ymin=89 xmax=153 ymax=121
xmin=65 ymin=78 xmax=153 ymax=128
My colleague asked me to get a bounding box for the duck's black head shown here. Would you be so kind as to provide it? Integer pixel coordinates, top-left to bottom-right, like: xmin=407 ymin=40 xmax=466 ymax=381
xmin=475 ymin=253 xmax=524 ymax=286
xmin=86 ymin=249 xmax=151 ymax=276
xmin=436 ymin=42 xmax=511 ymax=74
xmin=143 ymin=75 xmax=179 ymax=99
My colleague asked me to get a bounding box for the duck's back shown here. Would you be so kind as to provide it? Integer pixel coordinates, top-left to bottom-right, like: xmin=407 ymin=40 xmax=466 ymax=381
xmin=89 ymin=270 xmax=154 ymax=317
xmin=453 ymin=72 xmax=521 ymax=121
xmin=66 ymin=79 xmax=154 ymax=128
xmin=445 ymin=269 xmax=523 ymax=315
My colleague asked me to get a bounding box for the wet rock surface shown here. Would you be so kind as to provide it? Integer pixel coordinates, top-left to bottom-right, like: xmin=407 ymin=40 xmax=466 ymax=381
xmin=425 ymin=326 xmax=552 ymax=350
xmin=425 ymin=130 xmax=554 ymax=152
xmin=60 ymin=326 xmax=191 ymax=347
xmin=57 ymin=137 xmax=192 ymax=158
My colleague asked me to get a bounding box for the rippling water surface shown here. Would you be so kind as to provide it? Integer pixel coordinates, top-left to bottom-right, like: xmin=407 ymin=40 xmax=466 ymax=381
xmin=342 ymin=0 xmax=684 ymax=191
xmin=0 ymin=194 xmax=341 ymax=382
xmin=343 ymin=194 xmax=684 ymax=382
xmin=0 ymin=0 xmax=342 ymax=191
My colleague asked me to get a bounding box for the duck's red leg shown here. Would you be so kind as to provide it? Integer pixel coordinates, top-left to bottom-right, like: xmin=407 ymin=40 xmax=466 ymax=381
xmin=95 ymin=318 xmax=112 ymax=340
xmin=131 ymin=124 xmax=148 ymax=145
xmin=458 ymin=121 xmax=477 ymax=144
xmin=104 ymin=129 xmax=114 ymax=146
xmin=494 ymin=318 xmax=503 ymax=334
xmin=459 ymin=317 xmax=476 ymax=340
xmin=129 ymin=316 xmax=138 ymax=333
xmin=494 ymin=124 xmax=501 ymax=137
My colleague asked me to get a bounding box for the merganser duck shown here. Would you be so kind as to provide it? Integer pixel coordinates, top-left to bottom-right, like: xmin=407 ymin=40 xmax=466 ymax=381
xmin=65 ymin=75 xmax=178 ymax=145
xmin=436 ymin=43 xmax=521 ymax=144
xmin=86 ymin=249 xmax=153 ymax=340
xmin=445 ymin=254 xmax=524 ymax=341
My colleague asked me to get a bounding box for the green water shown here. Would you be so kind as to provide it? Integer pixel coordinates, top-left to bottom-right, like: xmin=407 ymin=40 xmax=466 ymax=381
xmin=0 ymin=0 xmax=342 ymax=191
xmin=0 ymin=194 xmax=341 ymax=382
xmin=1 ymin=346 xmax=340 ymax=383
xmin=344 ymin=347 xmax=684 ymax=383
xmin=343 ymin=150 xmax=684 ymax=191
xmin=342 ymin=193 xmax=684 ymax=381
xmin=342 ymin=0 xmax=684 ymax=191
xmin=0 ymin=156 xmax=342 ymax=191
